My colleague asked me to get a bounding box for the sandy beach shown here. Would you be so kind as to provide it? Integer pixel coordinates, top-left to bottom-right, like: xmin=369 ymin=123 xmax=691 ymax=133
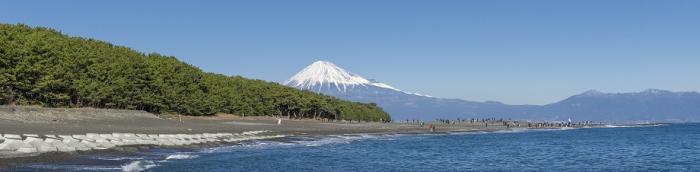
xmin=0 ymin=106 xmax=509 ymax=136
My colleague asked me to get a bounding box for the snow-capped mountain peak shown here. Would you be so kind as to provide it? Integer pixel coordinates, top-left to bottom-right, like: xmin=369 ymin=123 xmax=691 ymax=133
xmin=579 ymin=89 xmax=605 ymax=96
xmin=285 ymin=61 xmax=401 ymax=93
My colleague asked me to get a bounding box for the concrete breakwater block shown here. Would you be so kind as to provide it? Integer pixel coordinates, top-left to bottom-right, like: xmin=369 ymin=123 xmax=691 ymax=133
xmin=72 ymin=135 xmax=87 ymax=140
xmin=0 ymin=139 xmax=30 ymax=151
xmin=0 ymin=138 xmax=38 ymax=154
xmin=44 ymin=138 xmax=70 ymax=151
xmin=123 ymin=133 xmax=137 ymax=138
xmin=86 ymin=133 xmax=100 ymax=138
xmin=1 ymin=131 xmax=272 ymax=156
xmin=109 ymin=140 xmax=126 ymax=146
xmin=16 ymin=147 xmax=38 ymax=153
xmin=56 ymin=145 xmax=77 ymax=152
xmin=136 ymin=134 xmax=150 ymax=138
xmin=62 ymin=138 xmax=80 ymax=144
xmin=22 ymin=134 xmax=39 ymax=138
xmin=159 ymin=134 xmax=175 ymax=138
xmin=22 ymin=137 xmax=43 ymax=143
xmin=157 ymin=140 xmax=174 ymax=146
xmin=22 ymin=137 xmax=58 ymax=153
xmin=48 ymin=140 xmax=77 ymax=152
xmin=75 ymin=145 xmax=92 ymax=151
xmin=175 ymin=134 xmax=189 ymax=139
xmin=80 ymin=137 xmax=97 ymax=142
xmin=113 ymin=133 xmax=137 ymax=139
xmin=110 ymin=133 xmax=122 ymax=138
xmin=78 ymin=140 xmax=98 ymax=148
xmin=36 ymin=145 xmax=58 ymax=153
xmin=44 ymin=138 xmax=61 ymax=143
xmin=95 ymin=139 xmax=116 ymax=148
xmin=121 ymin=139 xmax=139 ymax=145
xmin=3 ymin=134 xmax=22 ymax=140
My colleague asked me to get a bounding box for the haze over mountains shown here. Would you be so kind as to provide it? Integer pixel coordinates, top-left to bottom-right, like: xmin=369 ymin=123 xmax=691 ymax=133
xmin=286 ymin=61 xmax=700 ymax=122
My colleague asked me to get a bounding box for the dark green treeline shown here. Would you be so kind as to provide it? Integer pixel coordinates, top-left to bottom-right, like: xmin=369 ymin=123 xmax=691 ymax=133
xmin=0 ymin=23 xmax=390 ymax=122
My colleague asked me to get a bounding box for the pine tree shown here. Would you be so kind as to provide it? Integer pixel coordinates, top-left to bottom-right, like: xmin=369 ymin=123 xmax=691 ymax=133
xmin=0 ymin=23 xmax=391 ymax=121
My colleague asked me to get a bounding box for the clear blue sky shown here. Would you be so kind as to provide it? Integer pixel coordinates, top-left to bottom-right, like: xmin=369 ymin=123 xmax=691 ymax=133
xmin=2 ymin=0 xmax=699 ymax=105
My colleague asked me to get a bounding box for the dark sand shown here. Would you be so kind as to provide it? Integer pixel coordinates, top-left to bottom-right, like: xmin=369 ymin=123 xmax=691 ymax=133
xmin=0 ymin=106 xmax=511 ymax=136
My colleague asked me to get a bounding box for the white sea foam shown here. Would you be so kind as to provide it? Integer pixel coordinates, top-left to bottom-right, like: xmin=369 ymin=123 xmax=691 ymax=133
xmin=295 ymin=136 xmax=353 ymax=147
xmin=291 ymin=134 xmax=405 ymax=147
xmin=558 ymin=127 xmax=576 ymax=130
xmin=201 ymin=134 xmax=403 ymax=153
xmin=92 ymin=156 xmax=145 ymax=161
xmin=165 ymin=154 xmax=200 ymax=160
xmin=81 ymin=167 xmax=124 ymax=171
xmin=446 ymin=130 xmax=490 ymax=135
xmin=241 ymin=130 xmax=270 ymax=135
xmin=121 ymin=160 xmax=157 ymax=172
xmin=28 ymin=164 xmax=121 ymax=171
xmin=492 ymin=128 xmax=532 ymax=133
xmin=201 ymin=141 xmax=295 ymax=153
xmin=603 ymin=125 xmax=633 ymax=128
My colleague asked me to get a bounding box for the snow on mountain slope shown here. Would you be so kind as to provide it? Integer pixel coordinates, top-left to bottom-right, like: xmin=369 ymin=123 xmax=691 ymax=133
xmin=285 ymin=61 xmax=428 ymax=96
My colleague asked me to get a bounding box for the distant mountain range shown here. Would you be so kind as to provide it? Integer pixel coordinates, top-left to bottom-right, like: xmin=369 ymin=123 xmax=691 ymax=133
xmin=286 ymin=61 xmax=700 ymax=122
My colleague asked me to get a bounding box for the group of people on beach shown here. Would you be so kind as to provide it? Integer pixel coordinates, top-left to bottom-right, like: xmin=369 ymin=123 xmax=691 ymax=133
xmin=526 ymin=121 xmax=600 ymax=128
xmin=404 ymin=118 xmax=512 ymax=125
xmin=400 ymin=118 xmax=601 ymax=130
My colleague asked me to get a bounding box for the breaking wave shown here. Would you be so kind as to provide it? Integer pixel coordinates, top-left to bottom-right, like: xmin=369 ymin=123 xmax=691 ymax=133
xmin=202 ymin=134 xmax=406 ymax=153
xmin=27 ymin=164 xmax=121 ymax=171
xmin=165 ymin=154 xmax=200 ymax=160
xmin=121 ymin=160 xmax=157 ymax=172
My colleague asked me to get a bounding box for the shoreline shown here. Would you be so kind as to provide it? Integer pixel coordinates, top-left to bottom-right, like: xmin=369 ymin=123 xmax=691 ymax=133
xmin=0 ymin=124 xmax=596 ymax=163
xmin=0 ymin=122 xmax=662 ymax=170
xmin=0 ymin=106 xmax=617 ymax=168
xmin=0 ymin=107 xmax=508 ymax=158
xmin=0 ymin=127 xmax=529 ymax=167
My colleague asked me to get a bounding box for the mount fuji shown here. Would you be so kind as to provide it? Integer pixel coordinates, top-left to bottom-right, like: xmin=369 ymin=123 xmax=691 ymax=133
xmin=285 ymin=61 xmax=700 ymax=122
xmin=284 ymin=60 xmax=521 ymax=120
xmin=285 ymin=61 xmax=430 ymax=97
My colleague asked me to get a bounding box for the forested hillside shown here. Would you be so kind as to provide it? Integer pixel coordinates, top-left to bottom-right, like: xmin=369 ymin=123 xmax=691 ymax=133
xmin=0 ymin=23 xmax=390 ymax=121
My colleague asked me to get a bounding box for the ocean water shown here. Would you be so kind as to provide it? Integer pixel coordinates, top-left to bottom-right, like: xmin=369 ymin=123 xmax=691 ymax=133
xmin=9 ymin=123 xmax=700 ymax=172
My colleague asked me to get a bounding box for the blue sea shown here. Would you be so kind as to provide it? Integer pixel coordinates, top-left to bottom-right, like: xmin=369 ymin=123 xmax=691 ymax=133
xmin=9 ymin=123 xmax=700 ymax=171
